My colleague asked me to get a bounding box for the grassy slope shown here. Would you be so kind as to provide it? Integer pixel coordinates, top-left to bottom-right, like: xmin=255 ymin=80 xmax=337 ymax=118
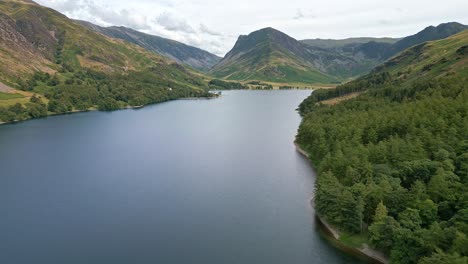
xmin=0 ymin=91 xmax=23 ymax=100
xmin=375 ymin=30 xmax=468 ymax=81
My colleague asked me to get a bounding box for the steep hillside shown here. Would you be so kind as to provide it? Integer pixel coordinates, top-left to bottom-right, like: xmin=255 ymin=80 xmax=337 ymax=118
xmin=77 ymin=21 xmax=221 ymax=71
xmin=209 ymin=27 xmax=368 ymax=83
xmin=385 ymin=22 xmax=468 ymax=58
xmin=376 ymin=29 xmax=468 ymax=79
xmin=0 ymin=0 xmax=211 ymax=122
xmin=296 ymin=30 xmax=468 ymax=264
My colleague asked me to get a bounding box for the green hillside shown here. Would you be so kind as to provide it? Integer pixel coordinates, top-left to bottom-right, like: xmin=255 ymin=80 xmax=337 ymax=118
xmin=0 ymin=0 xmax=211 ymax=122
xmin=296 ymin=30 xmax=468 ymax=263
xmin=376 ymin=29 xmax=468 ymax=80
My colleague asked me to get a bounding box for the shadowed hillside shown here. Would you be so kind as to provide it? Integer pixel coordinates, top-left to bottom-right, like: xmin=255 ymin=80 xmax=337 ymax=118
xmin=77 ymin=21 xmax=221 ymax=72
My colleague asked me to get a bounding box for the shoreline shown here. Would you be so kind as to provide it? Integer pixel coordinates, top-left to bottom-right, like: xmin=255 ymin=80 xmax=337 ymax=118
xmin=294 ymin=141 xmax=389 ymax=264
xmin=0 ymin=95 xmax=217 ymax=126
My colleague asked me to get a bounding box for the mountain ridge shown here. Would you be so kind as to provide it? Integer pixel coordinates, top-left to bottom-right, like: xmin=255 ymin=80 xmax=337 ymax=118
xmin=385 ymin=22 xmax=468 ymax=58
xmin=76 ymin=20 xmax=221 ymax=72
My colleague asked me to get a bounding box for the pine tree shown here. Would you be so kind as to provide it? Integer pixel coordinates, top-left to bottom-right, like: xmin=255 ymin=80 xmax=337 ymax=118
xmin=373 ymin=201 xmax=388 ymax=223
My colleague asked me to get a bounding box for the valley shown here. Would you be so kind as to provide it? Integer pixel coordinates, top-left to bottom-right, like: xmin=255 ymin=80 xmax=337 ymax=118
xmin=0 ymin=0 xmax=466 ymax=124
xmin=0 ymin=1 xmax=467 ymax=263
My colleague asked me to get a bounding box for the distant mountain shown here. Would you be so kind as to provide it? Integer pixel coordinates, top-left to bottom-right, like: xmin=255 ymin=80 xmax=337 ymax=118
xmin=301 ymin=37 xmax=399 ymax=49
xmin=77 ymin=21 xmax=221 ymax=72
xmin=301 ymin=37 xmax=399 ymax=77
xmin=209 ymin=27 xmax=369 ymax=83
xmin=384 ymin=22 xmax=468 ymax=58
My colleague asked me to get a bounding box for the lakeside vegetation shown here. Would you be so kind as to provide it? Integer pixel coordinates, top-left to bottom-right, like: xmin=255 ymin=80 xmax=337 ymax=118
xmin=297 ymin=31 xmax=468 ymax=264
xmin=0 ymin=69 xmax=213 ymax=122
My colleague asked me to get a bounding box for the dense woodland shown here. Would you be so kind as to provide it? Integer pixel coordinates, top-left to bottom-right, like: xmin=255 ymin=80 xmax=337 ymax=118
xmin=297 ymin=75 xmax=468 ymax=263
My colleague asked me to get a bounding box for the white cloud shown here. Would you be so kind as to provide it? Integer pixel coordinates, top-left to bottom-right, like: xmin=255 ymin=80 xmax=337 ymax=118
xmin=200 ymin=24 xmax=221 ymax=36
xmin=38 ymin=0 xmax=150 ymax=30
xmin=88 ymin=6 xmax=150 ymax=30
xmin=156 ymin=12 xmax=195 ymax=33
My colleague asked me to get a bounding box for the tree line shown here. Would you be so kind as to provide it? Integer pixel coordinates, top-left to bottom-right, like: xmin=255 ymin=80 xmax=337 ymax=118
xmin=0 ymin=66 xmax=213 ymax=122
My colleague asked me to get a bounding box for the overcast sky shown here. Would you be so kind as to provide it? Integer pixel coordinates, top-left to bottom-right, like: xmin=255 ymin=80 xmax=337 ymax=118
xmin=35 ymin=0 xmax=468 ymax=56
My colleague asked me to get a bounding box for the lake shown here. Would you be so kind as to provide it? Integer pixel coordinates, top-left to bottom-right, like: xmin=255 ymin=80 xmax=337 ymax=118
xmin=0 ymin=90 xmax=364 ymax=264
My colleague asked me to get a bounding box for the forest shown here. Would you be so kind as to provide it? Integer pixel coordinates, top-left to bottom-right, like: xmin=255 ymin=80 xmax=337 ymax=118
xmin=296 ymin=75 xmax=468 ymax=264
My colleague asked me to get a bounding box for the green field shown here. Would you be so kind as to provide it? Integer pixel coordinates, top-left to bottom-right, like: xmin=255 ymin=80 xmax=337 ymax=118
xmin=0 ymin=92 xmax=24 ymax=100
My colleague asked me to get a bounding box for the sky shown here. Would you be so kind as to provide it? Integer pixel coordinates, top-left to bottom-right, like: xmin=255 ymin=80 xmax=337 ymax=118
xmin=35 ymin=0 xmax=468 ymax=56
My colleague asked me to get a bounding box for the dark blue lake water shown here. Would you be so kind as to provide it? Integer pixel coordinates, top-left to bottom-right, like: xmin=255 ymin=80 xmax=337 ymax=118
xmin=0 ymin=90 xmax=363 ymax=264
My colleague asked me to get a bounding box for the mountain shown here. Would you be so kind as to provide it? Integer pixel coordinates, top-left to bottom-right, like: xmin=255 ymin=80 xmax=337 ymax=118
xmin=296 ymin=29 xmax=468 ymax=264
xmin=301 ymin=37 xmax=399 ymax=65
xmin=384 ymin=22 xmax=468 ymax=58
xmin=209 ymin=27 xmax=367 ymax=83
xmin=0 ymin=0 xmax=210 ymax=122
xmin=77 ymin=21 xmax=221 ymax=72
xmin=300 ymin=38 xmax=399 ymax=78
